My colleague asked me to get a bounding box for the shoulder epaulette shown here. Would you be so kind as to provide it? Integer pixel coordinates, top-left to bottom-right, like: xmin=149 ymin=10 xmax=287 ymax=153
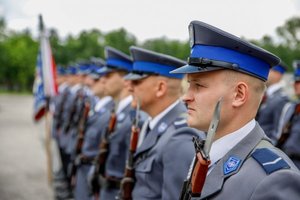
xmin=173 ymin=118 xmax=187 ymax=129
xmin=251 ymin=148 xmax=290 ymax=174
xmin=173 ymin=112 xmax=188 ymax=129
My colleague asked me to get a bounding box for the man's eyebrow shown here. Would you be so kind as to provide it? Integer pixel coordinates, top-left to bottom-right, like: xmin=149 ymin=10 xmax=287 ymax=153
xmin=187 ymin=78 xmax=204 ymax=83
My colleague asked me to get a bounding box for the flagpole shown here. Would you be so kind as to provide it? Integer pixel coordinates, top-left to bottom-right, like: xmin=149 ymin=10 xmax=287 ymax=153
xmin=45 ymin=97 xmax=53 ymax=184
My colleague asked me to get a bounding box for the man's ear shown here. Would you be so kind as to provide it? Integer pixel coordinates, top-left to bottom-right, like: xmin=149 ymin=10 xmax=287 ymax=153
xmin=232 ymin=82 xmax=248 ymax=107
xmin=156 ymin=79 xmax=167 ymax=98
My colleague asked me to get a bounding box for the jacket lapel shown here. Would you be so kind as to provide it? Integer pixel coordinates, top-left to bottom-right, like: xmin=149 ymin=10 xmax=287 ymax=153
xmin=200 ymin=123 xmax=267 ymax=199
xmin=135 ymin=102 xmax=186 ymax=156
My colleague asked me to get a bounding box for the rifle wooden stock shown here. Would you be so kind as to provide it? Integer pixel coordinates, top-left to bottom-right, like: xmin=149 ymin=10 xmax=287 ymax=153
xmin=179 ymin=138 xmax=210 ymax=200
xmin=130 ymin=126 xmax=139 ymax=152
xmin=76 ymin=101 xmax=90 ymax=153
xmin=118 ymin=125 xmax=140 ymax=200
xmin=69 ymin=100 xmax=90 ymax=185
xmin=98 ymin=140 xmax=109 ymax=176
xmin=91 ymin=109 xmax=117 ymax=197
xmin=98 ymin=111 xmax=117 ymax=175
xmin=191 ymin=152 xmax=210 ymax=195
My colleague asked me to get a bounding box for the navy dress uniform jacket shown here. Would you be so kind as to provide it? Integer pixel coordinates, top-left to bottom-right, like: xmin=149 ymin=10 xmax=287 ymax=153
xmin=196 ymin=123 xmax=300 ymax=200
xmin=132 ymin=101 xmax=204 ymax=200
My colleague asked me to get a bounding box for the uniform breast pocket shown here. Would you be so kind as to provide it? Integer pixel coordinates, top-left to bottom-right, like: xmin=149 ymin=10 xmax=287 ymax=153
xmin=135 ymin=156 xmax=155 ymax=173
xmin=134 ymin=156 xmax=156 ymax=197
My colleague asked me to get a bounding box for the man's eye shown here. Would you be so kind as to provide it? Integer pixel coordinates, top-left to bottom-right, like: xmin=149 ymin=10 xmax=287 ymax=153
xmin=132 ymin=80 xmax=141 ymax=85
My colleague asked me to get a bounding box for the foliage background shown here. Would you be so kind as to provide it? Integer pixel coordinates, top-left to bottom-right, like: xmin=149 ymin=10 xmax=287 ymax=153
xmin=0 ymin=17 xmax=299 ymax=92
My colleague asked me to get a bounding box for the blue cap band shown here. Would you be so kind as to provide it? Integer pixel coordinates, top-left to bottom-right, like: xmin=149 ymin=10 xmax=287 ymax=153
xmin=68 ymin=67 xmax=78 ymax=75
xmin=57 ymin=67 xmax=66 ymax=75
xmin=191 ymin=45 xmax=270 ymax=81
xmin=134 ymin=61 xmax=184 ymax=79
xmin=294 ymin=68 xmax=300 ymax=80
xmin=272 ymin=65 xmax=286 ymax=74
xmin=106 ymin=58 xmax=132 ymax=71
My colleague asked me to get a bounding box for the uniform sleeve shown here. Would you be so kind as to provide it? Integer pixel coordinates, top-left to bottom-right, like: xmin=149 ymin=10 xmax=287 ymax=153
xmin=250 ymin=170 xmax=300 ymax=200
xmin=161 ymin=129 xmax=196 ymax=200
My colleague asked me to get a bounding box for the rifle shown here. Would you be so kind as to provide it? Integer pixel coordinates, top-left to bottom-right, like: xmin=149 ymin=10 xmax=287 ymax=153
xmin=117 ymin=100 xmax=140 ymax=200
xmin=179 ymin=99 xmax=221 ymax=200
xmin=90 ymin=105 xmax=117 ymax=198
xmin=68 ymin=97 xmax=91 ymax=186
xmin=276 ymin=103 xmax=300 ymax=148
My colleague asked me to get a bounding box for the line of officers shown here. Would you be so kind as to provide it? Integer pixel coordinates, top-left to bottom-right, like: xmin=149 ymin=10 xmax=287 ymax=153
xmin=256 ymin=60 xmax=300 ymax=169
xmin=50 ymin=21 xmax=300 ymax=200
xmin=51 ymin=46 xmax=202 ymax=200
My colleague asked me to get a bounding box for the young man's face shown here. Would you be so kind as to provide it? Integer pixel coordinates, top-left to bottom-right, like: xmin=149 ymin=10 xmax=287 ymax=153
xmin=102 ymin=71 xmax=124 ymax=99
xmin=129 ymin=76 xmax=157 ymax=114
xmin=266 ymin=70 xmax=282 ymax=87
xmin=92 ymin=77 xmax=105 ymax=97
xmin=183 ymin=70 xmax=232 ymax=132
xmin=84 ymin=76 xmax=96 ymax=88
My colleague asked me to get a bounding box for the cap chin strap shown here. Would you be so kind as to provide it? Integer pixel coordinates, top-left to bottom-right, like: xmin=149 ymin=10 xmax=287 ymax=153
xmin=188 ymin=57 xmax=239 ymax=70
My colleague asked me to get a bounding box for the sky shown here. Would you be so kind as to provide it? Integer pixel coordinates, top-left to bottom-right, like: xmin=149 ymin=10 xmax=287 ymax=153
xmin=1 ymin=0 xmax=300 ymax=42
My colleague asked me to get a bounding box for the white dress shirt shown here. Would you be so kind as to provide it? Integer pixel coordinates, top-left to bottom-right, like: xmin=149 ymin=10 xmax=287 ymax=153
xmin=266 ymin=81 xmax=284 ymax=97
xmin=137 ymin=100 xmax=180 ymax=147
xmin=95 ymin=96 xmax=113 ymax=112
xmin=208 ymin=119 xmax=256 ymax=172
xmin=116 ymin=95 xmax=133 ymax=114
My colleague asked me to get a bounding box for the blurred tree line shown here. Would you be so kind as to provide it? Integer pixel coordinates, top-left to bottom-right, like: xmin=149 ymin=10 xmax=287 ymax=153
xmin=0 ymin=16 xmax=300 ymax=92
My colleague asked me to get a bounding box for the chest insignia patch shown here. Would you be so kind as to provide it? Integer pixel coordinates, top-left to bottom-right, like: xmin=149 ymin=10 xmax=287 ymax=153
xmin=223 ymin=156 xmax=241 ymax=175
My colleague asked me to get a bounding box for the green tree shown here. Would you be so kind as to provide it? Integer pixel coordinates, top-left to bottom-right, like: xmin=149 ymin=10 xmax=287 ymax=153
xmin=276 ymin=17 xmax=300 ymax=49
xmin=104 ymin=28 xmax=137 ymax=55
xmin=142 ymin=37 xmax=189 ymax=60
xmin=58 ymin=29 xmax=104 ymax=65
xmin=0 ymin=17 xmax=7 ymax=88
xmin=2 ymin=30 xmax=38 ymax=90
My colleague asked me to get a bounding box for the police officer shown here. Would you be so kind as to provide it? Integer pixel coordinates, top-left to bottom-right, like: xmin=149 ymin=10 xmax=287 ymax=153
xmin=124 ymin=46 xmax=203 ymax=200
xmin=277 ymin=61 xmax=300 ymax=169
xmin=256 ymin=62 xmax=290 ymax=144
xmin=51 ymin=66 xmax=72 ymax=199
xmin=171 ymin=20 xmax=300 ymax=199
xmin=99 ymin=46 xmax=145 ymax=200
xmin=54 ymin=65 xmax=81 ymax=200
xmin=74 ymin=60 xmax=115 ymax=200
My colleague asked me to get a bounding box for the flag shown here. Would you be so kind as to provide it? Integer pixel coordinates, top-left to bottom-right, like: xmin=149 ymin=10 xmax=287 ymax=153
xmin=33 ymin=15 xmax=58 ymax=122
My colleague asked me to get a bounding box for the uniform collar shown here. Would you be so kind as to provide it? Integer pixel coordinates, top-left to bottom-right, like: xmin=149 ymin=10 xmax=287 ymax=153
xmin=148 ymin=100 xmax=180 ymax=130
xmin=116 ymin=95 xmax=133 ymax=114
xmin=83 ymin=86 xmax=93 ymax=97
xmin=266 ymin=81 xmax=284 ymax=97
xmin=201 ymin=122 xmax=266 ymax=199
xmin=70 ymin=83 xmax=82 ymax=94
xmin=58 ymin=82 xmax=68 ymax=93
xmin=209 ymin=119 xmax=256 ymax=171
xmin=95 ymin=96 xmax=113 ymax=112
